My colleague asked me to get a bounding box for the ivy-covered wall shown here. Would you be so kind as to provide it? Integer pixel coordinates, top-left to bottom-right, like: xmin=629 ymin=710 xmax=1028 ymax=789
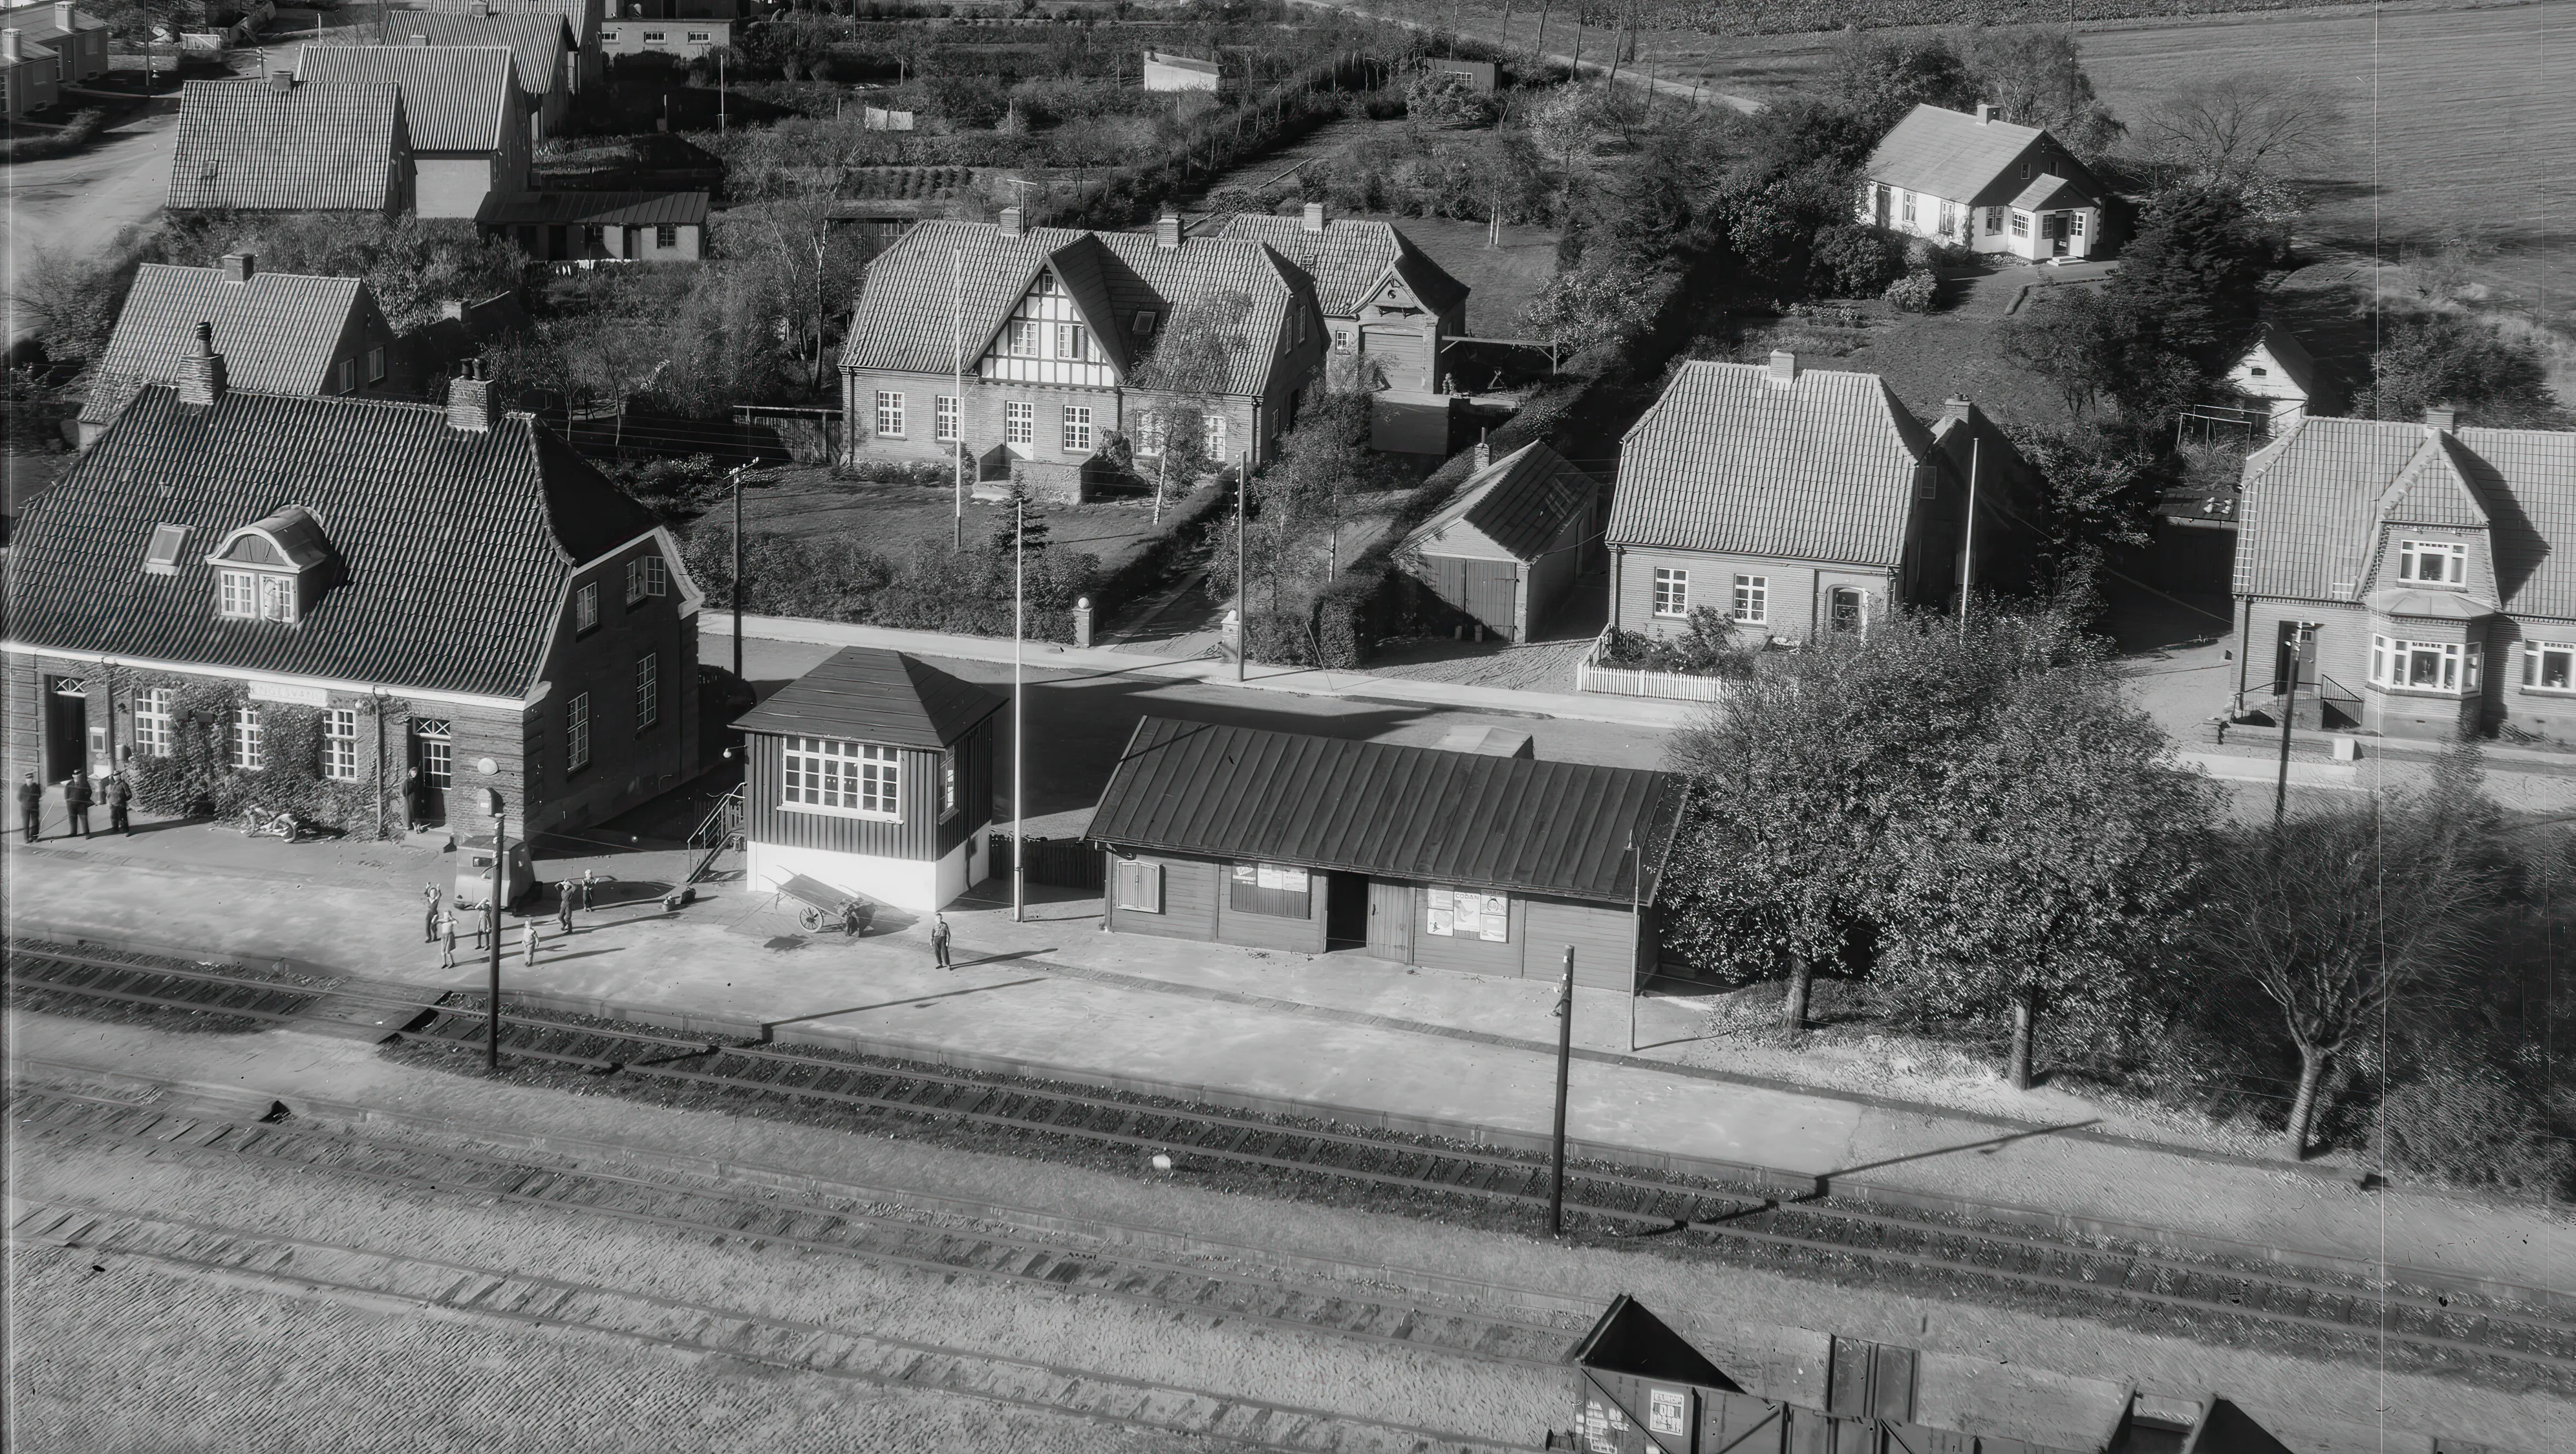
xmin=120 ymin=671 xmax=407 ymax=838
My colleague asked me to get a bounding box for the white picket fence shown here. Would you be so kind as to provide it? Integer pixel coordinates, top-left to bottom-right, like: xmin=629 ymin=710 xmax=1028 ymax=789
xmin=1572 ymin=627 xmax=1731 ymax=702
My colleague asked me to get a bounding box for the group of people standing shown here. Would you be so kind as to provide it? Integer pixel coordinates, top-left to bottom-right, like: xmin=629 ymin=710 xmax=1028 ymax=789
xmin=425 ymin=871 xmax=608 ymax=973
xmin=17 ymin=768 xmax=132 ymax=843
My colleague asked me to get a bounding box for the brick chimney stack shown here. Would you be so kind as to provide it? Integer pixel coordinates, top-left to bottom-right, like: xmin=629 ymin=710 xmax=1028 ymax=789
xmin=221 ymin=252 xmax=255 ymax=284
xmin=447 ymin=362 xmax=492 ymax=433
xmin=1975 ymin=102 xmax=1994 ymax=124
xmin=1472 ymin=434 xmax=1491 ymax=469
xmin=1155 ymin=213 xmax=1181 ymax=250
xmin=1302 ymin=202 xmax=1326 ymax=234
xmin=1767 ymin=350 xmax=1799 ymax=385
xmin=3 ymin=30 xmax=21 ymax=63
xmin=179 ymin=322 xmax=228 ymax=406
xmin=997 ymin=206 xmax=1023 ymax=238
xmin=269 ymin=68 xmax=294 ymax=93
xmin=54 ymin=1 xmax=74 ymax=31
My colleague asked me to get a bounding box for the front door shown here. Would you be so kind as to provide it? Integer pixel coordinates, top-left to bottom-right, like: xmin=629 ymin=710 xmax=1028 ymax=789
xmin=410 ymin=719 xmax=454 ymax=826
xmin=43 ymin=677 xmax=87 ymax=782
xmin=1873 ymin=184 xmax=1890 ymax=228
xmin=2048 ymin=214 xmax=2070 ymax=257
xmin=1365 ymin=879 xmax=1412 ymax=962
xmin=2274 ymin=621 xmax=2319 ymax=695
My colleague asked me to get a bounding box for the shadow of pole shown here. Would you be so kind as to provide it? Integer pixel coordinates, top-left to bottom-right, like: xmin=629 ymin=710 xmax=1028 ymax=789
xmin=758 ymin=974 xmax=1050 ymax=1041
xmin=1816 ymin=1118 xmax=2105 ymax=1188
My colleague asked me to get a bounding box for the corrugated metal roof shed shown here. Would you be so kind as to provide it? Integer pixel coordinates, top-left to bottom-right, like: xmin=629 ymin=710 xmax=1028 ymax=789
xmin=1402 ymin=440 xmax=1596 ymax=563
xmin=732 ymin=647 xmax=1005 ymax=749
xmin=1086 ymin=717 xmax=1682 ymax=904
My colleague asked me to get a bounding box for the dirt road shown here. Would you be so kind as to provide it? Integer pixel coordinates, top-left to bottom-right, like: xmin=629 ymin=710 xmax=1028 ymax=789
xmin=2 ymin=111 xmax=176 ymax=344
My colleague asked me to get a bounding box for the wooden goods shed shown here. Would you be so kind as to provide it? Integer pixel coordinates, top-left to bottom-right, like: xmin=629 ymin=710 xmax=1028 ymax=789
xmin=1086 ymin=718 xmax=1681 ymax=989
xmin=1399 ymin=442 xmax=1600 ymax=642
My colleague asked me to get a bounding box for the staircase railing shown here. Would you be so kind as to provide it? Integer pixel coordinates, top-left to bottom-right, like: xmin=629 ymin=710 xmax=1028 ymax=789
xmin=684 ymin=787 xmax=743 ymax=886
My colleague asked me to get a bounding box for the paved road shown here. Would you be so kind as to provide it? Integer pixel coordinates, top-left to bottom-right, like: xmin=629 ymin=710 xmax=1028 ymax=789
xmin=3 ymin=111 xmax=177 ymax=345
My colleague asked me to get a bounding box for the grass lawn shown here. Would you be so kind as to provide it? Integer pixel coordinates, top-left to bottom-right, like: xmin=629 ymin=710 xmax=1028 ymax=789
xmin=1719 ymin=299 xmax=2080 ymax=433
xmin=727 ymin=464 xmax=1214 ymax=574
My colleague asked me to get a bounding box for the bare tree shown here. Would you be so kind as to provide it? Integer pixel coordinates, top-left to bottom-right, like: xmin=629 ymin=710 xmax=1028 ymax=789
xmin=1127 ymin=289 xmax=1254 ymax=523
xmin=2133 ymin=71 xmax=2347 ymax=186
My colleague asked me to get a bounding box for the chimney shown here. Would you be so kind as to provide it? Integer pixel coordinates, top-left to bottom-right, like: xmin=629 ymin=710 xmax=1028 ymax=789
xmin=2424 ymin=404 xmax=2458 ymax=432
xmin=220 ymin=252 xmax=255 ymax=284
xmin=54 ymin=2 xmax=74 ymax=33
xmin=1302 ymin=201 xmax=1326 ymax=234
xmin=408 ymin=32 xmax=427 ymax=45
xmin=1767 ymin=349 xmax=1799 ymax=385
xmin=1472 ymin=433 xmax=1491 ymax=469
xmin=179 ymin=321 xmax=228 ymax=407
xmin=997 ymin=206 xmax=1023 ymax=239
xmin=440 ymin=299 xmax=466 ymax=321
xmin=269 ymin=68 xmax=294 ymax=93
xmin=447 ymin=363 xmax=492 ymax=433
xmin=1155 ymin=213 xmax=1182 ymax=250
xmin=1939 ymin=395 xmax=1974 ymax=428
xmin=1975 ymin=102 xmax=1993 ymax=124
xmin=3 ymin=30 xmax=19 ymax=63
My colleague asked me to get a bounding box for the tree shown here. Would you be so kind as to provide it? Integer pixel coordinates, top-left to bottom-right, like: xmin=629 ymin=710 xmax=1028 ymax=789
xmin=725 ymin=179 xmax=872 ymax=390
xmin=2108 ymin=182 xmax=2272 ymax=378
xmin=2010 ymin=422 xmax=2176 ymax=576
xmin=1127 ymin=288 xmax=1254 ymax=522
xmin=1959 ymin=27 xmax=2124 ymax=162
xmin=2134 ymin=70 xmax=2346 ymax=189
xmin=2356 ymin=312 xmax=2570 ymax=429
xmin=2196 ymin=752 xmax=2512 ymax=1157
xmin=1828 ymin=34 xmax=1978 ymax=141
xmin=1521 ymin=253 xmax=1658 ymax=355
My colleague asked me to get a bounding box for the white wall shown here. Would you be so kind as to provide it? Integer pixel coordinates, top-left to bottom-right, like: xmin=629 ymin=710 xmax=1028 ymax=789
xmin=414 ymin=157 xmax=494 ymax=219
xmin=747 ymin=836 xmax=975 ymax=915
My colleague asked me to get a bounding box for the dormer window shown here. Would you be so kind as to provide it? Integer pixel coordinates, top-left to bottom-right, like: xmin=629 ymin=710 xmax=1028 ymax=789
xmin=1133 ymin=310 xmax=1159 ymax=335
xmin=2398 ymin=539 xmax=2467 ymax=586
xmin=207 ymin=506 xmax=334 ymax=625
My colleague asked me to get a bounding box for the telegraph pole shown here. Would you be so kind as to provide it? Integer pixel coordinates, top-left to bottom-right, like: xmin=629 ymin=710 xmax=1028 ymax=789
xmin=486 ymin=789 xmax=506 ymax=1072
xmin=1234 ymin=451 xmax=1249 ymax=682
xmin=1012 ymin=493 xmax=1026 ymax=924
xmin=1549 ymin=945 xmax=1573 ymax=1237
xmin=2274 ymin=633 xmax=2310 ymax=828
xmin=952 ymin=248 xmax=965 ymax=550
xmin=730 ymin=460 xmax=747 ymax=679
xmin=1959 ymin=434 xmax=1980 ymax=634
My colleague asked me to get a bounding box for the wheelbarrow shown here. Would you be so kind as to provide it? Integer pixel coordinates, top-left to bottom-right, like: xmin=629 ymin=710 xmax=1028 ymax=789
xmin=775 ymin=873 xmax=874 ymax=936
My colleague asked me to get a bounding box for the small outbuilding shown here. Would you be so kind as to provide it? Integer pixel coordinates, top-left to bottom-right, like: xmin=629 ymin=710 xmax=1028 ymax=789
xmin=2226 ymin=321 xmax=2329 ymax=435
xmin=1399 ymin=440 xmax=1601 ymax=642
xmin=1141 ymin=48 xmax=1221 ymax=92
xmin=731 ymin=647 xmax=1003 ymax=913
xmin=1087 ymin=718 xmax=1681 ymax=988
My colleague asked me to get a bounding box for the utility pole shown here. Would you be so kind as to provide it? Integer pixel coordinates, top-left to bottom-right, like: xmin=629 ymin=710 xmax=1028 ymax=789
xmin=2274 ymin=633 xmax=2309 ymax=827
xmin=718 ymin=47 xmax=727 ymax=132
xmin=486 ymin=789 xmax=507 ymax=1072
xmin=1012 ymin=492 xmax=1025 ymax=924
xmin=729 ymin=460 xmax=759 ymax=680
xmin=1958 ymin=434 xmax=1980 ymax=634
xmin=1627 ymin=833 xmax=1638 ymax=1054
xmin=952 ymin=248 xmax=965 ymax=550
xmin=1234 ymin=450 xmax=1249 ymax=683
xmin=1549 ymin=945 xmax=1574 ymax=1237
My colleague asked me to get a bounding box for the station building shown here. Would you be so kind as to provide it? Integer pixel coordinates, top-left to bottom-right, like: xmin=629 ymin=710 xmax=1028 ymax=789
xmin=1085 ymin=717 xmax=1682 ymax=990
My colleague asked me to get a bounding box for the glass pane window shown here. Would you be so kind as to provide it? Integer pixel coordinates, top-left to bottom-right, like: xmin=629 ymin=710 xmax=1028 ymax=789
xmin=940 ymin=748 xmax=957 ymax=814
xmin=567 ymin=693 xmax=592 ymax=771
xmin=636 ymin=653 xmax=660 ymax=730
xmin=936 ymin=395 xmax=960 ymax=442
xmin=1651 ymin=568 xmax=1688 ymax=618
xmin=134 ymin=688 xmax=174 ymax=757
xmin=2374 ymin=635 xmax=2464 ymax=692
xmin=323 ymin=708 xmax=359 ymax=781
xmin=575 ymin=583 xmax=599 ymax=633
xmin=1061 ymin=406 xmax=1093 ymax=453
xmin=1203 ymin=413 xmax=1227 ymax=460
xmin=1115 ymin=859 xmax=1163 ymax=913
xmin=2527 ymin=642 xmax=2576 ymax=691
xmin=219 ymin=569 xmax=258 ymax=618
xmin=1005 ymin=401 xmax=1034 ymax=446
xmin=1829 ymin=588 xmax=1864 ymax=632
xmin=2398 ymin=539 xmax=2467 ymax=585
xmin=2010 ymin=212 xmax=2030 ymax=237
xmin=259 ymin=572 xmax=297 ymax=623
xmin=1007 ymin=320 xmax=1040 ymax=356
xmin=875 ymin=390 xmax=906 ymax=439
xmin=231 ymin=707 xmax=264 ymax=772
xmin=1732 ymin=574 xmax=1768 ymax=624
xmin=782 ymin=737 xmax=899 ymax=817
xmin=1055 ymin=322 xmax=1088 ymax=362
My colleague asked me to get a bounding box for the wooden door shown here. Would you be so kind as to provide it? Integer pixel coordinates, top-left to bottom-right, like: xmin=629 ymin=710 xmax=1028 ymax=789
xmin=43 ymin=680 xmax=86 ymax=782
xmin=1365 ymin=879 xmax=1411 ymax=961
xmin=1463 ymin=559 xmax=1518 ymax=638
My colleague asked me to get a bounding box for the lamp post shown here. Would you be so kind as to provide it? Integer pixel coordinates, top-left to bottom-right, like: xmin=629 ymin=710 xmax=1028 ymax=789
xmin=1549 ymin=944 xmax=1573 ymax=1237
xmin=485 ymin=787 xmax=506 ymax=1072
xmin=1012 ymin=491 xmax=1025 ymax=924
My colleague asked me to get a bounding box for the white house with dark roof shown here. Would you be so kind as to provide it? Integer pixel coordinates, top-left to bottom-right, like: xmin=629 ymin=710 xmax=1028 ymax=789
xmin=6 ymin=349 xmax=704 ymax=840
xmin=1606 ymin=353 xmax=2038 ymax=640
xmin=837 ymin=208 xmax=1327 ymax=501
xmin=1142 ymin=49 xmax=1222 ymax=92
xmin=1214 ymin=204 xmax=1469 ymax=393
xmin=299 ymin=43 xmax=530 ymax=217
xmin=396 ymin=9 xmax=577 ymax=138
xmin=2231 ymin=409 xmax=2576 ymax=741
xmin=1396 ymin=440 xmax=1600 ymax=642
xmin=1860 ymin=103 xmax=2109 ymax=261
xmin=78 ymin=254 xmax=403 ymax=448
xmin=2227 ymin=321 xmax=2331 ymax=435
xmin=167 ymin=74 xmax=414 ymax=214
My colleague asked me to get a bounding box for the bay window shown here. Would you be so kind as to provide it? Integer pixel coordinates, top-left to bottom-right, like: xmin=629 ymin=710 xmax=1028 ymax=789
xmin=2372 ymin=635 xmax=2481 ymax=693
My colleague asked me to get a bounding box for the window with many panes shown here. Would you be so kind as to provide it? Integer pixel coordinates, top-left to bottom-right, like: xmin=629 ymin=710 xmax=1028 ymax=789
xmin=636 ymin=653 xmax=660 ymax=730
xmin=875 ymin=390 xmax=906 ymax=438
xmin=782 ymin=737 xmax=899 ymax=818
xmin=1061 ymin=405 xmax=1093 ymax=453
xmin=134 ymin=688 xmax=173 ymax=757
xmin=2526 ymin=642 xmax=2576 ymax=692
xmin=566 ymin=693 xmax=592 ymax=771
xmin=574 ymin=582 xmax=599 ymax=634
xmin=1900 ymin=191 xmax=1916 ymax=223
xmin=1055 ymin=322 xmax=1090 ymax=362
xmin=2010 ymin=212 xmax=2030 ymax=237
xmin=935 ymin=395 xmax=960 ymax=442
xmin=2397 ymin=539 xmax=2467 ymax=585
xmin=231 ymin=707 xmax=264 ymax=771
xmin=1732 ymin=574 xmax=1768 ymax=624
xmin=1651 ymin=568 xmax=1689 ymax=618
xmin=1984 ymin=206 xmax=2003 ymax=232
xmin=1005 ymin=401 xmax=1034 ymax=446
xmin=323 ymin=708 xmax=359 ymax=781
xmin=1203 ymin=413 xmax=1227 ymax=461
xmin=626 ymin=553 xmax=668 ymax=604
xmin=218 ymin=569 xmax=259 ymax=618
xmin=2371 ymin=635 xmax=2481 ymax=693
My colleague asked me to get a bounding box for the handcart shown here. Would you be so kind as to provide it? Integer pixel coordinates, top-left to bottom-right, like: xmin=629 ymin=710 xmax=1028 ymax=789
xmin=775 ymin=873 xmax=873 ymax=936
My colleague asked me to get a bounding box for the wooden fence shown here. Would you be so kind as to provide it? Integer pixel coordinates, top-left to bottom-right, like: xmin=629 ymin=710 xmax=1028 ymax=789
xmin=1573 ymin=627 xmax=1730 ymax=703
xmin=987 ymin=834 xmax=1104 ymax=891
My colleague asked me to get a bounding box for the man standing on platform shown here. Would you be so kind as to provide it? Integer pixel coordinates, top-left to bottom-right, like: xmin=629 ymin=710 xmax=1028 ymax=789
xmin=17 ymin=772 xmax=42 ymax=843
xmin=103 ymin=771 xmax=132 ymax=836
xmin=63 ymin=770 xmax=92 ymax=839
xmin=930 ymin=912 xmax=953 ymax=970
xmin=424 ymin=885 xmax=443 ymax=943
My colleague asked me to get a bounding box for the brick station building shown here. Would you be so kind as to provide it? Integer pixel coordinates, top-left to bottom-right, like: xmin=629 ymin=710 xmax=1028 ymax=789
xmin=5 ymin=343 xmax=703 ymax=842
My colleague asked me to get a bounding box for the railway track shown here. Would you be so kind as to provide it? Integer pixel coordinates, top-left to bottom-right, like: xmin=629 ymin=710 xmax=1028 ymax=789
xmin=15 ymin=938 xmax=2576 ymax=1386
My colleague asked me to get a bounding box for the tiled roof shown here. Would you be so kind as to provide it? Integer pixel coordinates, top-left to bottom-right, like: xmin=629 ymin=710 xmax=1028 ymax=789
xmin=1143 ymin=49 xmax=1219 ymax=74
xmin=416 ymin=0 xmax=596 ymax=46
xmin=3 ymin=32 xmax=58 ymax=61
xmin=9 ymin=386 xmax=661 ymax=699
xmin=1863 ymin=103 xmax=2101 ymax=210
xmin=839 ymin=219 xmax=1312 ymax=399
xmin=1086 ymin=717 xmax=1684 ymax=905
xmin=167 ymin=80 xmax=405 ymax=213
xmin=299 ymin=44 xmax=511 ymax=153
xmin=389 ymin=12 xmax=572 ymax=98
xmin=2007 ymin=173 xmax=2091 ymax=212
xmin=1212 ymin=213 xmax=1469 ymax=318
xmin=1402 ymin=442 xmax=1596 ymax=563
xmin=1607 ymin=360 xmax=1935 ymax=567
xmin=477 ymin=190 xmax=707 ymax=226
xmin=733 ymin=647 xmax=1004 ymax=749
xmin=89 ymin=265 xmax=367 ymax=413
xmin=2235 ymin=417 xmax=2576 ymax=618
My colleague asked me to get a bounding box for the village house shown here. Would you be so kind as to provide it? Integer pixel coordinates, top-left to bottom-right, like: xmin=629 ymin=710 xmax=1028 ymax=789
xmin=77 ymin=254 xmax=407 ymax=448
xmin=1 ymin=23 xmax=59 ymax=120
xmin=598 ymin=3 xmax=736 ymax=62
xmin=2231 ymin=409 xmax=2576 ymax=743
xmin=419 ymin=0 xmax=603 ymax=89
xmin=837 ymin=209 xmax=1326 ymax=501
xmin=1859 ymin=102 xmax=2110 ymax=262
xmin=1396 ymin=440 xmax=1601 ymax=643
xmin=477 ymin=189 xmax=707 ymax=263
xmin=1087 ymin=718 xmax=1682 ymax=990
xmin=0 ymin=2 xmax=103 ymax=120
xmin=166 ymin=74 xmax=414 ymax=215
xmin=5 ymin=353 xmax=704 ymax=841
xmin=1214 ymin=204 xmax=1468 ymax=395
xmin=729 ymin=647 xmax=1003 ymax=913
xmin=2226 ymin=321 xmax=2332 ymax=435
xmin=1607 ymin=354 xmax=2039 ymax=640
xmin=299 ymin=43 xmax=529 ymax=219
xmin=396 ymin=8 xmax=577 ymax=139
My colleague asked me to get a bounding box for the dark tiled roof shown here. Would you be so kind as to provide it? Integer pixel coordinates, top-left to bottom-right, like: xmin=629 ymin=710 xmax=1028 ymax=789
xmin=1402 ymin=442 xmax=1596 ymax=563
xmin=839 ymin=219 xmax=1311 ymax=399
xmin=477 ymin=190 xmax=708 ymax=226
xmin=167 ymin=80 xmax=405 ymax=213
xmin=299 ymin=44 xmax=512 ymax=152
xmin=1863 ymin=103 xmax=2103 ymax=210
xmin=2236 ymin=418 xmax=2576 ymax=618
xmin=1213 ymin=213 xmax=1470 ymax=318
xmin=87 ymin=265 xmax=369 ymax=422
xmin=10 ymin=387 xmax=661 ymax=699
xmin=415 ymin=0 xmax=598 ymax=45
xmin=390 ymin=12 xmax=572 ymax=99
xmin=1608 ymin=360 xmax=1935 ymax=567
xmin=733 ymin=647 xmax=1004 ymax=748
xmin=1086 ymin=717 xmax=1682 ymax=905
xmin=1143 ymin=49 xmax=1219 ymax=74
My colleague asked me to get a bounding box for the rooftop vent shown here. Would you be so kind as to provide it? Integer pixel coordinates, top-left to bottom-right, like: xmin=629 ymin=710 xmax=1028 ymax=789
xmin=997 ymin=206 xmax=1023 ymax=238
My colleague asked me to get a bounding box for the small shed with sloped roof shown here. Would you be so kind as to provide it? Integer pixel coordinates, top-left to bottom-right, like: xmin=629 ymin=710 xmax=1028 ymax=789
xmin=731 ymin=647 xmax=1006 ymax=911
xmin=1397 ymin=440 xmax=1600 ymax=642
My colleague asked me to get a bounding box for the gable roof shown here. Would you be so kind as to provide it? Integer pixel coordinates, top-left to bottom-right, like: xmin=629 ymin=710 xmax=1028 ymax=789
xmin=8 ymin=386 xmax=663 ymax=699
xmin=93 ymin=264 xmax=368 ymax=402
xmin=389 ymin=12 xmax=573 ymax=99
xmin=1608 ymin=359 xmax=1935 ymax=567
xmin=2238 ymin=321 xmax=2319 ymax=398
xmin=732 ymin=647 xmax=1005 ymax=749
xmin=299 ymin=44 xmax=513 ymax=153
xmin=1212 ymin=213 xmax=1469 ymax=318
xmin=1086 ymin=717 xmax=1683 ymax=905
xmin=1402 ymin=442 xmax=1596 ymax=563
xmin=1863 ymin=103 xmax=2102 ymax=210
xmin=477 ymin=190 xmax=708 ymax=227
xmin=2234 ymin=417 xmax=2576 ymax=618
xmin=167 ymin=79 xmax=405 ymax=213
xmin=1143 ymin=49 xmax=1219 ymax=75
xmin=414 ymin=0 xmax=597 ymax=47
xmin=839 ymin=219 xmax=1312 ymax=399
xmin=2 ymin=33 xmax=58 ymax=61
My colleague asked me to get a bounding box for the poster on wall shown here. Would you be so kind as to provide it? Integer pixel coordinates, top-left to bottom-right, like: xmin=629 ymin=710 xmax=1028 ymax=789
xmin=1426 ymin=886 xmax=1453 ymax=937
xmin=1479 ymin=893 xmax=1508 ymax=942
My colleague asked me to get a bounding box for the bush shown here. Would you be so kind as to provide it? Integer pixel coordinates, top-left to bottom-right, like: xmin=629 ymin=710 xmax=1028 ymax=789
xmin=1598 ymin=608 xmax=1762 ymax=675
xmin=0 ymin=107 xmax=105 ymax=163
xmin=1810 ymin=224 xmax=1906 ymax=299
xmin=1404 ymin=67 xmax=1501 ymax=129
xmin=833 ymin=456 xmax=960 ymax=487
xmin=1884 ymin=268 xmax=1940 ymax=313
xmin=680 ymin=523 xmax=1098 ymax=642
